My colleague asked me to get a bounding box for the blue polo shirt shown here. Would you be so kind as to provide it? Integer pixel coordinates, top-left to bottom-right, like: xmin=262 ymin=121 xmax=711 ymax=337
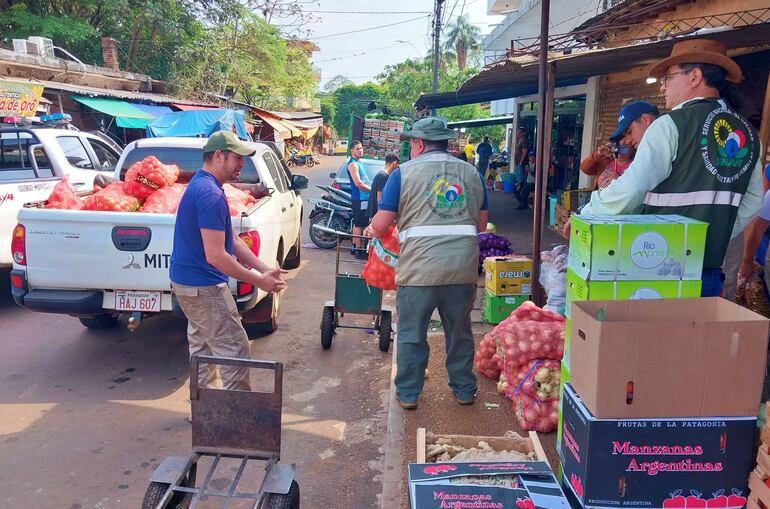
xmin=170 ymin=170 xmax=233 ymax=286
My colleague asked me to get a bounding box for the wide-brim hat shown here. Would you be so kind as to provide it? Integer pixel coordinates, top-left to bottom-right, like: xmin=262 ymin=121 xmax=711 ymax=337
xmin=399 ymin=117 xmax=457 ymax=141
xmin=649 ymin=38 xmax=743 ymax=83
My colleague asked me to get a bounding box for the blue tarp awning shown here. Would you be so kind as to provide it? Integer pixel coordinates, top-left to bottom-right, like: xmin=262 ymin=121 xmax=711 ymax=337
xmin=145 ymin=109 xmax=250 ymax=140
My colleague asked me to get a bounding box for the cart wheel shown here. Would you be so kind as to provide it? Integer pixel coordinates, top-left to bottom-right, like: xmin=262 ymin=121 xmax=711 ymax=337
xmin=266 ymin=479 xmax=300 ymax=509
xmin=321 ymin=305 xmax=335 ymax=349
xmin=378 ymin=310 xmax=392 ymax=353
xmin=140 ymin=480 xmax=191 ymax=509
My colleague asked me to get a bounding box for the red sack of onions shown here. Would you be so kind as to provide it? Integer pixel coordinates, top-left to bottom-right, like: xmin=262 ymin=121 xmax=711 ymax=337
xmin=509 ymin=300 xmax=565 ymax=323
xmin=46 ymin=176 xmax=84 ymax=210
xmin=82 ymin=182 xmax=141 ymax=212
xmin=495 ymin=319 xmax=565 ymax=368
xmin=140 ymin=184 xmax=186 ymax=214
xmin=362 ymin=226 xmax=400 ymax=291
xmin=511 ymin=359 xmax=560 ymax=432
xmin=224 ymin=184 xmax=257 ymax=216
xmin=474 ymin=333 xmax=503 ymax=380
xmin=124 ymin=156 xmax=180 ymax=199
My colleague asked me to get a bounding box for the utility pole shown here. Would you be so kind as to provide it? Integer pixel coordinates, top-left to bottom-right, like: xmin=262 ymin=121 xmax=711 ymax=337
xmin=431 ymin=0 xmax=445 ymax=115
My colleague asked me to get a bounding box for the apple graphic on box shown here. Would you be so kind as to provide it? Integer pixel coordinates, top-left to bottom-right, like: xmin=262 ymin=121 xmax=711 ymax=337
xmin=569 ymin=473 xmax=584 ymax=499
xmin=663 ymin=490 xmax=687 ymax=508
xmin=707 ymin=490 xmax=728 ymax=508
xmin=726 ymin=489 xmax=747 ymax=508
xmin=686 ymin=490 xmax=708 ymax=508
xmin=515 ymin=498 xmax=535 ymax=509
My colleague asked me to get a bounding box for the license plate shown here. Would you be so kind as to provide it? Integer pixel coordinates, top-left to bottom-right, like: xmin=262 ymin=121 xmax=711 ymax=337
xmin=115 ymin=290 xmax=161 ymax=312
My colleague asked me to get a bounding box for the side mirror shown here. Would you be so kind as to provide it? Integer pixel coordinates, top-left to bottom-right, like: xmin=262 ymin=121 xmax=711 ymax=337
xmin=329 ymin=172 xmax=337 ymax=179
xmin=292 ymin=174 xmax=309 ymax=190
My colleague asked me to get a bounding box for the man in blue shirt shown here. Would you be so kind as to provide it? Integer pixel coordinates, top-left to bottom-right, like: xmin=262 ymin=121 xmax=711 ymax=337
xmin=348 ymin=140 xmax=371 ymax=255
xmin=170 ymin=131 xmax=286 ymax=391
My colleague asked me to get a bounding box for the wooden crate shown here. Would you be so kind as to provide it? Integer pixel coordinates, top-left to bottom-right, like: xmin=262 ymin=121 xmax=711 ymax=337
xmin=749 ymin=467 xmax=770 ymax=508
xmin=415 ymin=428 xmax=548 ymax=464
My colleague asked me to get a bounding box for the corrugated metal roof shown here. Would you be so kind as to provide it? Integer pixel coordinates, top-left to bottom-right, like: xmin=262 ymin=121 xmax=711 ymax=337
xmin=0 ymin=76 xmax=216 ymax=107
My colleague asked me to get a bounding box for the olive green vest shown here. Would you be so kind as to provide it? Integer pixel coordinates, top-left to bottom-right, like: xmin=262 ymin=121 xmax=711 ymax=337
xmin=642 ymin=98 xmax=760 ymax=269
xmin=396 ymin=151 xmax=484 ymax=286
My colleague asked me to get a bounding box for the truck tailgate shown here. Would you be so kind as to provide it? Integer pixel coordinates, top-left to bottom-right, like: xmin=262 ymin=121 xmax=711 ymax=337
xmin=20 ymin=209 xmax=177 ymax=291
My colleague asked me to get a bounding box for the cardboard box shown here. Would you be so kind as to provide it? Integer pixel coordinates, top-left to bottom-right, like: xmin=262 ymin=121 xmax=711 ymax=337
xmin=565 ymin=268 xmax=702 ymax=318
xmin=483 ymin=290 xmax=529 ymax=324
xmin=559 ymin=384 xmax=755 ymax=509
xmin=556 ymin=360 xmax=570 ymax=449
xmin=568 ymin=214 xmax=708 ymax=281
xmin=571 ymin=298 xmax=769 ymax=418
xmin=408 ymin=461 xmax=571 ymax=509
xmin=564 ymin=318 xmax=571 ymax=371
xmin=484 ymin=256 xmax=533 ymax=295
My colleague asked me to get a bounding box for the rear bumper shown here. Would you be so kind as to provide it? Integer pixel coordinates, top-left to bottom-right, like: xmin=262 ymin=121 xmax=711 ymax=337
xmin=14 ymin=288 xmax=105 ymax=317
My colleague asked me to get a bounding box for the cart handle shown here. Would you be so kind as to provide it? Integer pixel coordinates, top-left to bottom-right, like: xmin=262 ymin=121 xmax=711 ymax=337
xmin=190 ymin=355 xmax=283 ymax=401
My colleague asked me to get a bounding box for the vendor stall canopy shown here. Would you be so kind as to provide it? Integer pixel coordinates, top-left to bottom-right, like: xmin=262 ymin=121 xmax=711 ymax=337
xmin=72 ymin=95 xmax=173 ymax=129
xmin=414 ymin=23 xmax=770 ymax=111
xmin=145 ymin=109 xmax=250 ymax=140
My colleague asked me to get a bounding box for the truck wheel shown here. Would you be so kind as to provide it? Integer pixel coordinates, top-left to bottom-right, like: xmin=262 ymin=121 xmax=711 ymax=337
xmin=283 ymin=234 xmax=301 ymax=270
xmin=79 ymin=314 xmax=119 ymax=329
xmin=140 ymin=480 xmax=191 ymax=509
xmin=378 ymin=310 xmax=392 ymax=353
xmin=266 ymin=480 xmax=300 ymax=509
xmin=243 ymin=290 xmax=280 ymax=336
xmin=321 ymin=305 xmax=335 ymax=349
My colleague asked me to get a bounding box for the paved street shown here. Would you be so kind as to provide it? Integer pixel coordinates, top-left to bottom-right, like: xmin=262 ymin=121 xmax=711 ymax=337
xmin=0 ymin=156 xmax=392 ymax=508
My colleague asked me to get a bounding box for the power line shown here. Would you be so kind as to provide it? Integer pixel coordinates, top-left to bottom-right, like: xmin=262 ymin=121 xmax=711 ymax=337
xmin=307 ymin=15 xmax=431 ymax=40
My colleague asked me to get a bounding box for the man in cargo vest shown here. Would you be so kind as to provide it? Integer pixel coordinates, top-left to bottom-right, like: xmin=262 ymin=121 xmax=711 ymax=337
xmin=365 ymin=117 xmax=489 ymax=409
xmin=577 ymin=39 xmax=764 ymax=297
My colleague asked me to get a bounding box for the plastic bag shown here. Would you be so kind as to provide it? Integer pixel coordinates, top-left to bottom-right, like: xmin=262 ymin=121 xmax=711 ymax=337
xmin=362 ymin=226 xmax=400 ymax=291
xmin=124 ymin=156 xmax=180 ymax=199
xmin=539 ymin=245 xmax=568 ymax=315
xmin=140 ymin=184 xmax=186 ymax=214
xmin=46 ymin=177 xmax=84 ymax=210
xmin=82 ymin=182 xmax=141 ymax=212
xmin=223 ymin=184 xmax=257 ymax=216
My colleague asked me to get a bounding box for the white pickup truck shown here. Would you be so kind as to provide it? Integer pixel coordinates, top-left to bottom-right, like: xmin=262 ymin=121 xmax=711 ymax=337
xmin=0 ymin=127 xmax=121 ymax=267
xmin=10 ymin=137 xmax=306 ymax=333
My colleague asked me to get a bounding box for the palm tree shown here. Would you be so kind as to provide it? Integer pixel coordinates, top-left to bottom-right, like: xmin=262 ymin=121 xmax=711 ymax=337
xmin=443 ymin=15 xmax=481 ymax=71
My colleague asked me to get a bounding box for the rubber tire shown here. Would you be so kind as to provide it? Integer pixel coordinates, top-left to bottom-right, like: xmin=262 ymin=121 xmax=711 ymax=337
xmin=140 ymin=480 xmax=189 ymax=509
xmin=309 ymin=213 xmax=346 ymax=249
xmin=286 ymin=159 xmax=295 ymax=168
xmin=321 ymin=305 xmax=335 ymax=349
xmin=265 ymin=480 xmax=300 ymax=509
xmin=282 ymin=233 xmax=301 ymax=270
xmin=244 ymin=290 xmax=280 ymax=336
xmin=378 ymin=310 xmax=392 ymax=353
xmin=79 ymin=314 xmax=119 ymax=329
xmin=307 ymin=158 xmax=315 ymax=168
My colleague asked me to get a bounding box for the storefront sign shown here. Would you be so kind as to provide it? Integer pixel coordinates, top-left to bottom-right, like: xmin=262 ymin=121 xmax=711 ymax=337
xmin=0 ymin=81 xmax=44 ymax=117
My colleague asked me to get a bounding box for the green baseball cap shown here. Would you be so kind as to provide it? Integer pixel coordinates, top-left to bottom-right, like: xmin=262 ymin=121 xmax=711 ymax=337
xmin=399 ymin=117 xmax=458 ymax=141
xmin=203 ymin=130 xmax=256 ymax=156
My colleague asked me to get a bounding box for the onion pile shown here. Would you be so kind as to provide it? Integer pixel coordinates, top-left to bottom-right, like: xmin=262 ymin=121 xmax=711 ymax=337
xmin=45 ymin=177 xmax=83 ymax=210
xmin=474 ymin=300 xmax=565 ymax=433
xmin=478 ymin=233 xmax=513 ymax=265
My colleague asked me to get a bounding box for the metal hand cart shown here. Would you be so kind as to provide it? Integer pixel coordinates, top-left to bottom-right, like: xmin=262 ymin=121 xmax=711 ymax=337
xmin=140 ymin=355 xmax=299 ymax=509
xmin=320 ymin=234 xmax=393 ymax=353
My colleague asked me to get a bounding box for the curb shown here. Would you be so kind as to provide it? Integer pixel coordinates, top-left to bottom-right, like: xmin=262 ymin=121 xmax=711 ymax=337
xmin=380 ymin=335 xmax=404 ymax=509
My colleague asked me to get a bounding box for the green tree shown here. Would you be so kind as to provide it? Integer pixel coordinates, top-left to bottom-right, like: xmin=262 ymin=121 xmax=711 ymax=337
xmin=323 ymin=74 xmax=353 ymax=94
xmin=443 ymin=15 xmax=481 ymax=71
xmin=330 ymin=83 xmax=384 ymax=138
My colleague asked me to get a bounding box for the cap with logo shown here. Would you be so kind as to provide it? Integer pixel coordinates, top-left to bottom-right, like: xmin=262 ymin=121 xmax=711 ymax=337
xmin=609 ymin=101 xmax=660 ymax=142
xmin=203 ymin=130 xmax=256 ymax=156
xmin=399 ymin=117 xmax=458 ymax=141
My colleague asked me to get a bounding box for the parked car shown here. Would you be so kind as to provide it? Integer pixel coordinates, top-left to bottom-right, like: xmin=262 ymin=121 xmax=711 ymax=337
xmin=0 ymin=127 xmax=121 ymax=268
xmin=332 ymin=140 xmax=348 ymax=155
xmin=329 ymin=157 xmax=385 ymax=193
xmin=10 ymin=137 xmax=307 ymax=334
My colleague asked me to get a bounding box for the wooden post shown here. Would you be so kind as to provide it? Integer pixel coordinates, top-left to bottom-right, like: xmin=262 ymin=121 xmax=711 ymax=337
xmin=760 ymin=72 xmax=770 ymax=191
xmin=532 ymin=0 xmax=552 ymax=307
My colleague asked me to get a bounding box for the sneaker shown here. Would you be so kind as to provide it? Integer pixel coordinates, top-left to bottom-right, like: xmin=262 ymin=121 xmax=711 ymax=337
xmin=395 ymin=393 xmax=418 ymax=410
xmin=454 ymin=393 xmax=476 ymax=406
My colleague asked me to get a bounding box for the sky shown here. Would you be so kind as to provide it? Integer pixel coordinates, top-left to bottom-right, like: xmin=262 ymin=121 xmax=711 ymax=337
xmin=280 ymin=0 xmax=505 ymax=88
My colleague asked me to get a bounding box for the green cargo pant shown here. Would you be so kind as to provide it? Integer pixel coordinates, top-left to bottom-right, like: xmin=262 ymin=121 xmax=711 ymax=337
xmin=395 ymin=284 xmax=477 ymax=403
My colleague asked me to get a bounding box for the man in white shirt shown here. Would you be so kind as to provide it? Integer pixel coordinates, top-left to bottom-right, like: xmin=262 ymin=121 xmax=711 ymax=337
xmin=570 ymin=39 xmax=764 ymax=297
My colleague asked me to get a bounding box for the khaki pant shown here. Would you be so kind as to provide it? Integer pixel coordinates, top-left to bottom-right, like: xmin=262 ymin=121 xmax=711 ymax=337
xmin=171 ymin=282 xmax=251 ymax=391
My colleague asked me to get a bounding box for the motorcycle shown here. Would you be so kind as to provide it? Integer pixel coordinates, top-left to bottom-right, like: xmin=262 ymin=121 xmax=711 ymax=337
xmin=308 ymin=195 xmax=354 ymax=249
xmin=286 ymin=150 xmax=320 ymax=168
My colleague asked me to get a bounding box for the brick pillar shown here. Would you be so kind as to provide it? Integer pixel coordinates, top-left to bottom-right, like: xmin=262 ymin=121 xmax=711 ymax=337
xmin=101 ymin=37 xmax=119 ymax=70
